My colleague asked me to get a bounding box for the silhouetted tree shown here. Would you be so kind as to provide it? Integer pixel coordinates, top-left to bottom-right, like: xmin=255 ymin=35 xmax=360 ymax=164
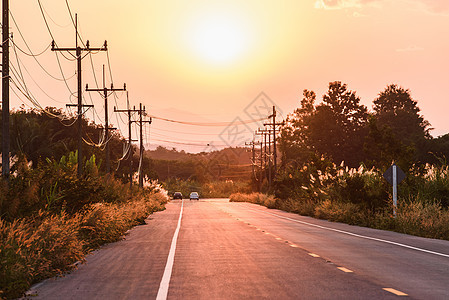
xmin=371 ymin=84 xmax=431 ymax=165
xmin=280 ymin=89 xmax=316 ymax=167
xmin=308 ymin=81 xmax=369 ymax=167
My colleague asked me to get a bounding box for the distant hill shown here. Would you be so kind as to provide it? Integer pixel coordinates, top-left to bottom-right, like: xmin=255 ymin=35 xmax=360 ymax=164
xmin=146 ymin=146 xmax=251 ymax=165
xmin=145 ymin=146 xmax=253 ymax=181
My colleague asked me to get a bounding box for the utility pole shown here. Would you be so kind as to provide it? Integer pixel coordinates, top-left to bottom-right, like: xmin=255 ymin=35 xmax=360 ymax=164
xmin=268 ymin=128 xmax=272 ymax=187
xmin=246 ymin=140 xmax=262 ymax=191
xmin=255 ymin=130 xmax=265 ymax=190
xmin=86 ymin=65 xmax=126 ymax=174
xmin=114 ymin=93 xmax=138 ymax=188
xmin=245 ymin=140 xmax=258 ymax=182
xmin=265 ymin=106 xmax=284 ymax=178
xmin=2 ymin=0 xmax=9 ymax=179
xmin=115 ymin=97 xmax=152 ymax=188
xmin=132 ymin=103 xmax=151 ymax=188
xmin=52 ymin=14 xmax=107 ymax=176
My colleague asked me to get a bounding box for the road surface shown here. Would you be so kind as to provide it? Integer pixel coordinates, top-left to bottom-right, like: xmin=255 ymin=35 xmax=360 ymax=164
xmin=29 ymin=199 xmax=449 ymax=299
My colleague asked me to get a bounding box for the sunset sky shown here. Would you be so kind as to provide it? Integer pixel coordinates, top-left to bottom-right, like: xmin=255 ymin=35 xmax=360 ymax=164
xmin=8 ymin=0 xmax=449 ymax=152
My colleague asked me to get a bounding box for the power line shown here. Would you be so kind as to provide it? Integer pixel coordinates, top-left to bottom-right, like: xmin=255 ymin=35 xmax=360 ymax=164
xmin=150 ymin=125 xmax=247 ymax=136
xmin=149 ymin=115 xmax=269 ymax=126
xmin=52 ymin=13 xmax=107 ymax=176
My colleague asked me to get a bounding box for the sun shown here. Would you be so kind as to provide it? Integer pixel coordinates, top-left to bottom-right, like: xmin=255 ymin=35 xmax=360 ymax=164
xmin=186 ymin=13 xmax=252 ymax=66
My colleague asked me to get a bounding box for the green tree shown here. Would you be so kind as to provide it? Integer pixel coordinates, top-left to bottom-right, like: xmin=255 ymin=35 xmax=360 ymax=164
xmin=371 ymin=84 xmax=431 ymax=165
xmin=308 ymin=81 xmax=369 ymax=167
xmin=280 ymin=90 xmax=316 ymax=168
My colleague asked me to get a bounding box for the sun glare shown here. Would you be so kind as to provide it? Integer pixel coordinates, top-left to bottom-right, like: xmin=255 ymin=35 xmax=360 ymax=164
xmin=187 ymin=14 xmax=251 ymax=65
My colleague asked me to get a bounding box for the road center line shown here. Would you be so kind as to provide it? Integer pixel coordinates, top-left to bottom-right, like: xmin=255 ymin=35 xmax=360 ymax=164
xmin=156 ymin=200 xmax=184 ymax=300
xmin=239 ymin=204 xmax=449 ymax=259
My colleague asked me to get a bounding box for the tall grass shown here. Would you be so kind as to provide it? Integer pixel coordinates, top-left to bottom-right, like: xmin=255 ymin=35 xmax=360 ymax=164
xmin=231 ymin=192 xmax=449 ymax=240
xmin=0 ymin=154 xmax=169 ymax=299
xmin=0 ymin=191 xmax=167 ymax=299
xmin=230 ymin=192 xmax=276 ymax=208
xmin=232 ymin=160 xmax=449 ymax=241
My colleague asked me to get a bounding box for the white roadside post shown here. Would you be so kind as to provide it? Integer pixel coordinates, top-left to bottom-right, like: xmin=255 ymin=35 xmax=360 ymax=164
xmin=392 ymin=164 xmax=397 ymax=217
xmin=383 ymin=163 xmax=405 ymax=219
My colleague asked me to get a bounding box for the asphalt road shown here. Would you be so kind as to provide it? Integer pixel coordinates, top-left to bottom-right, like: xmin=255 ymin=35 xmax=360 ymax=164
xmin=29 ymin=199 xmax=449 ymax=299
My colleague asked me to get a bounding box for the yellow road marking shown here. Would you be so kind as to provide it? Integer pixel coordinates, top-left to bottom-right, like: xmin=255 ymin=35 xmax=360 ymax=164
xmin=337 ymin=267 xmax=353 ymax=273
xmin=275 ymin=237 xmax=283 ymax=241
xmin=308 ymin=253 xmax=320 ymax=258
xmin=289 ymin=244 xmax=299 ymax=248
xmin=383 ymin=288 xmax=408 ymax=296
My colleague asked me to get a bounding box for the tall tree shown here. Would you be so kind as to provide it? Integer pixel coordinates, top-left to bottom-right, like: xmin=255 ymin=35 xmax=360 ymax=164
xmin=371 ymin=84 xmax=431 ymax=164
xmin=308 ymin=81 xmax=369 ymax=167
xmin=280 ymin=89 xmax=316 ymax=167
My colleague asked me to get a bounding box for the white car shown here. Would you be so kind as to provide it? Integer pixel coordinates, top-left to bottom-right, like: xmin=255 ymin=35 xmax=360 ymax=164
xmin=189 ymin=192 xmax=199 ymax=200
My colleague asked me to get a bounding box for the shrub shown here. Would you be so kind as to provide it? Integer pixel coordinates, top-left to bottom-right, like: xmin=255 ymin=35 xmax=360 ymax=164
xmin=0 ymin=211 xmax=84 ymax=299
xmin=0 ymin=190 xmax=168 ymax=299
xmin=229 ymin=192 xmax=276 ymax=208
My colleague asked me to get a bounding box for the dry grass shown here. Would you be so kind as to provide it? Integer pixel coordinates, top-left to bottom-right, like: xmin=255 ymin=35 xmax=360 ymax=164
xmin=230 ymin=192 xmax=276 ymax=208
xmin=0 ymin=192 xmax=168 ymax=300
xmin=230 ymin=192 xmax=449 ymax=241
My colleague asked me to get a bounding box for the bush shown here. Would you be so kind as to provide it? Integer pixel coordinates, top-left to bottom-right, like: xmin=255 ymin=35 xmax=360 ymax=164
xmin=0 ymin=212 xmax=84 ymax=299
xmin=0 ymin=190 xmax=168 ymax=299
xmin=230 ymin=192 xmax=276 ymax=208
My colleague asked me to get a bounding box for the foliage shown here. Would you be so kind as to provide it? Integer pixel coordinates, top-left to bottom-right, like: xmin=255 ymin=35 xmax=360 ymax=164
xmin=279 ymin=82 xmax=443 ymax=175
xmin=0 ymin=191 xmax=167 ymax=299
xmin=230 ymin=192 xmax=276 ymax=209
xmin=281 ymin=82 xmax=369 ymax=168
xmin=0 ymin=211 xmax=84 ymax=299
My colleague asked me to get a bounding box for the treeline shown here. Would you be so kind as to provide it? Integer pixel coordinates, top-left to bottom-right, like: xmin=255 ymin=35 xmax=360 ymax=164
xmin=0 ymin=106 xmax=157 ymax=182
xmin=147 ymin=146 xmax=252 ymax=182
xmin=280 ymin=81 xmax=446 ymax=171
xmin=272 ymin=81 xmax=449 ymax=213
xmin=231 ymin=82 xmax=449 ymax=241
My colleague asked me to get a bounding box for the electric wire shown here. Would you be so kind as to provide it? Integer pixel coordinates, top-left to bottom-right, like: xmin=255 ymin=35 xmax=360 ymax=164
xmin=150 ymin=125 xmax=247 ymax=136
xmin=39 ymin=1 xmax=71 ymax=28
xmin=11 ymin=39 xmax=66 ymax=104
xmin=65 ymin=0 xmax=87 ymax=48
xmin=10 ymin=9 xmax=74 ymax=81
xmin=149 ymin=115 xmax=269 ymax=126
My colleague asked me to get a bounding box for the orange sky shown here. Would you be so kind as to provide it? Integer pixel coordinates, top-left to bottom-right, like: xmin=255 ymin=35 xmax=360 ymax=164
xmin=7 ymin=0 xmax=449 ymax=152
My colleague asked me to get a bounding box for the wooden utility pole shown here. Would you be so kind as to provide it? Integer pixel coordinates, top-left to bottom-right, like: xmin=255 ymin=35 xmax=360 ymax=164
xmin=52 ymin=14 xmax=107 ymax=176
xmin=2 ymin=0 xmax=9 ymax=179
xmin=114 ymin=93 xmax=138 ymax=188
xmin=245 ymin=140 xmax=261 ymax=191
xmin=115 ymin=98 xmax=151 ymax=188
xmin=264 ymin=106 xmax=284 ymax=178
xmin=255 ymin=130 xmax=265 ymax=190
xmin=86 ymin=65 xmax=126 ymax=173
xmin=133 ymin=103 xmax=151 ymax=188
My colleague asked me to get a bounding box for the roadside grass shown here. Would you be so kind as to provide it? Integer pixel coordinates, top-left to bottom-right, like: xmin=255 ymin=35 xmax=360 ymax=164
xmin=230 ymin=192 xmax=449 ymax=241
xmin=0 ymin=190 xmax=168 ymax=300
xmin=230 ymin=192 xmax=276 ymax=209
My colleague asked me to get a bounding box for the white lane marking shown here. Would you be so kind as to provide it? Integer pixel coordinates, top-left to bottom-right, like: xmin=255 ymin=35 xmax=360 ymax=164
xmin=337 ymin=267 xmax=353 ymax=273
xmin=156 ymin=200 xmax=184 ymax=300
xmin=308 ymin=253 xmax=320 ymax=258
xmin=239 ymin=205 xmax=449 ymax=259
xmin=383 ymin=288 xmax=408 ymax=296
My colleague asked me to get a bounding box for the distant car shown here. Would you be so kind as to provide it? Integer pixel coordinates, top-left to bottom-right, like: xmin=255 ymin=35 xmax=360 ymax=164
xmin=189 ymin=192 xmax=199 ymax=200
xmin=173 ymin=192 xmax=183 ymax=200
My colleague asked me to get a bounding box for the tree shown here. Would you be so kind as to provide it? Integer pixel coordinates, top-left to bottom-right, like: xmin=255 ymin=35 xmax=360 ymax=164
xmin=280 ymin=90 xmax=316 ymax=167
xmin=308 ymin=81 xmax=369 ymax=167
xmin=372 ymin=84 xmax=431 ymax=164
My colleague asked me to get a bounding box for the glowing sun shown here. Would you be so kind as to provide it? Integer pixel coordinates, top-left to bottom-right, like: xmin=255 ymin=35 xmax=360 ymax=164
xmin=187 ymin=14 xmax=251 ymax=65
